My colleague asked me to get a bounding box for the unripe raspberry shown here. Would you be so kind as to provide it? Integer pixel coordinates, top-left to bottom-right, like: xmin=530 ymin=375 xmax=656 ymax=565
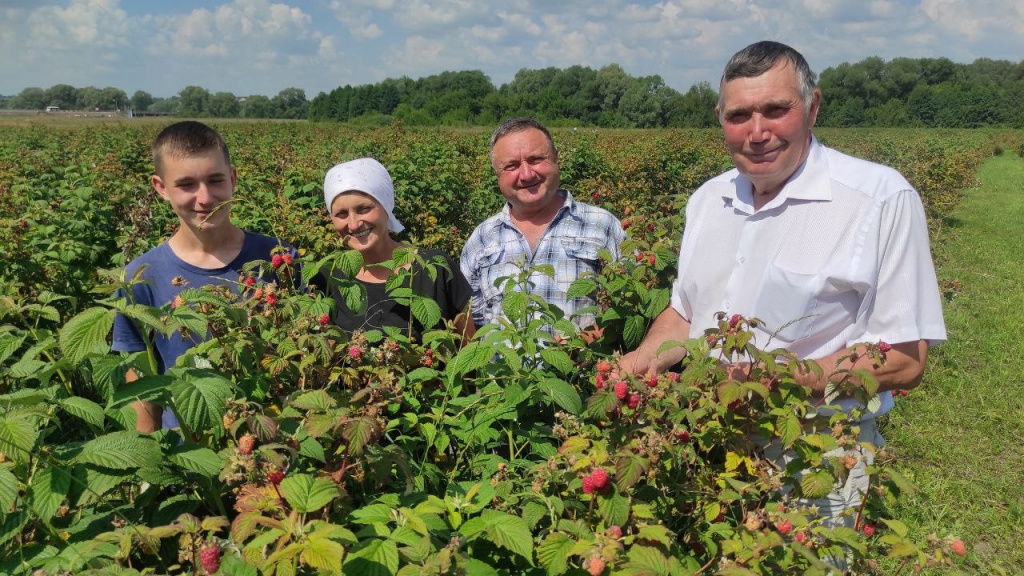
xmin=950 ymin=539 xmax=966 ymax=556
xmin=595 ymin=360 xmax=612 ymax=374
xmin=605 ymin=525 xmax=622 ymax=539
xmin=627 ymin=393 xmax=641 ymax=410
xmin=271 ymin=254 xmax=284 ymax=268
xmin=268 ymin=470 xmax=285 ymax=485
xmin=613 ymin=381 xmax=628 ymax=400
xmin=198 ymin=545 xmax=221 ymax=574
xmin=591 ymin=467 xmax=609 ymax=489
xmin=172 ymin=295 xmax=184 ymax=309
xmin=588 ymin=556 xmax=606 ymax=576
xmin=238 ymin=435 xmax=255 ymax=456
xmin=282 ymin=253 xmax=293 ymax=265
xmin=582 ymin=476 xmax=596 ymax=494
xmin=775 ymin=519 xmax=792 ymax=535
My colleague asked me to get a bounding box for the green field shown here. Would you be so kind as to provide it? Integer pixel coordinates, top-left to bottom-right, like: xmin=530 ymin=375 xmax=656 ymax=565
xmin=0 ymin=121 xmax=1017 ymax=574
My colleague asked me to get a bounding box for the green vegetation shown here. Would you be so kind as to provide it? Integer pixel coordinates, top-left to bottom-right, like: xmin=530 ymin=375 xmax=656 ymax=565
xmin=884 ymin=153 xmax=1024 ymax=575
xmin=0 ymin=123 xmax=1010 ymax=574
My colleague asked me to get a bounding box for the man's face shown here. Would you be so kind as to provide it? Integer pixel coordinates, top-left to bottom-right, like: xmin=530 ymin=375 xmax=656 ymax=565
xmin=717 ymin=61 xmax=820 ymax=197
xmin=152 ymin=149 xmax=236 ymax=232
xmin=491 ymin=128 xmax=561 ymax=218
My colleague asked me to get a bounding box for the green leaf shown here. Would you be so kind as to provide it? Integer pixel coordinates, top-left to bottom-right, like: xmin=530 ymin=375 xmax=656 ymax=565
xmin=539 ymin=349 xmax=574 ymax=375
xmin=623 ymin=544 xmax=673 ymax=575
xmin=301 ymin=534 xmax=345 ymax=575
xmin=538 ymin=378 xmax=582 ymax=414
xmin=615 ymin=453 xmax=648 ymax=491
xmin=584 ymin=389 xmax=619 ymax=418
xmin=634 ymin=524 xmax=674 ymax=548
xmin=343 ymin=417 xmax=377 ymax=456
xmin=478 ymin=510 xmax=534 ymax=564
xmin=623 ymin=315 xmax=646 ymax=349
xmin=598 ymin=492 xmax=630 ymax=527
xmin=0 ymin=467 xmax=17 ymax=515
xmin=59 ymin=397 xmax=105 ymax=428
xmin=537 ymin=532 xmax=573 ymax=575
xmin=344 ymin=538 xmax=399 ymax=576
xmin=501 ymin=290 xmax=528 ymax=323
xmin=291 ymin=390 xmax=337 ymax=411
xmin=644 ymin=288 xmax=671 ymax=319
xmin=880 ymin=518 xmax=909 ymax=538
xmin=351 ymin=503 xmax=394 ymax=525
xmin=451 ymin=342 xmax=495 ymax=376
xmin=776 ymin=411 xmax=801 ymax=448
xmin=799 ymin=470 xmax=835 ymax=499
xmin=168 ymin=369 xmax=233 ymax=435
xmin=30 ymin=466 xmax=71 ymax=520
xmin=73 ymin=431 xmax=161 ymax=470
xmin=58 ymin=306 xmax=114 ymax=364
xmin=0 ymin=414 xmax=39 ymax=464
xmin=410 ymin=297 xmax=442 ymax=329
xmin=168 ymin=445 xmax=222 ymax=476
xmin=280 ymin=474 xmax=338 ymax=513
xmin=566 ymin=278 xmax=597 ymax=300
xmin=0 ymin=332 xmax=26 ymax=366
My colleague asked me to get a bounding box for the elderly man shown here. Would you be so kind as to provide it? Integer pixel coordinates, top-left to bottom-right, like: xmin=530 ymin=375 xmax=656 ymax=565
xmin=619 ymin=41 xmax=946 ymax=525
xmin=460 ymin=117 xmax=625 ymax=335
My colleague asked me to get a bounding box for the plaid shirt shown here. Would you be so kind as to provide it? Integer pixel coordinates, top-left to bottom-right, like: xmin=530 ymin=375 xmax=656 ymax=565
xmin=460 ymin=190 xmax=625 ymax=329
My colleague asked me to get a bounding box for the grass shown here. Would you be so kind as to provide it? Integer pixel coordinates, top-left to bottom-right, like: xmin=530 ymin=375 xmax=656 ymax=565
xmin=882 ymin=152 xmax=1024 ymax=575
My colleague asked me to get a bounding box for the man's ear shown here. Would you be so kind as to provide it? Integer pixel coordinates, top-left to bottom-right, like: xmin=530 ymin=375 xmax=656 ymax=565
xmin=230 ymin=166 xmax=238 ymax=189
xmin=714 ymin=105 xmax=722 ymax=125
xmin=151 ymin=174 xmax=168 ymax=200
xmin=808 ymin=89 xmax=822 ymax=127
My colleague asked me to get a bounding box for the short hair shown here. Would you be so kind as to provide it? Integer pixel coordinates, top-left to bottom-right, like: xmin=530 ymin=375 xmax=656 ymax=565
xmin=718 ymin=41 xmax=817 ymax=116
xmin=489 ymin=117 xmax=556 ymax=161
xmin=152 ymin=121 xmax=231 ymax=176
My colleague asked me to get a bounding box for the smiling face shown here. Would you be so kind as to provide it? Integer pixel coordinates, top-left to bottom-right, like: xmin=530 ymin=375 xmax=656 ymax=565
xmin=330 ymin=191 xmax=390 ymax=256
xmin=491 ymin=127 xmax=561 ymax=219
xmin=717 ymin=60 xmax=821 ymax=201
xmin=151 ymin=149 xmax=236 ymax=232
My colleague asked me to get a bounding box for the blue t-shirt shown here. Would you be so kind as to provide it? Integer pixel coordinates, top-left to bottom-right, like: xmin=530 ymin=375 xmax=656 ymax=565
xmin=111 ymin=231 xmax=294 ymax=428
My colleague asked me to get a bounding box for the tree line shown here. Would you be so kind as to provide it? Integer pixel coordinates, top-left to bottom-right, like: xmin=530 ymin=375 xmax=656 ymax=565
xmin=3 ymin=56 xmax=1023 ymax=127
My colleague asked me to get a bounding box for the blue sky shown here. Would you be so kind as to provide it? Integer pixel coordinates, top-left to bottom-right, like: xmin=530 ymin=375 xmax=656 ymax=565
xmin=2 ymin=0 xmax=1022 ymax=98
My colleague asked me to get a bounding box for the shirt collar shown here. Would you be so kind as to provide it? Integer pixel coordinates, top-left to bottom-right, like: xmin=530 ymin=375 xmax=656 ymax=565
xmin=727 ymin=135 xmax=831 ymax=214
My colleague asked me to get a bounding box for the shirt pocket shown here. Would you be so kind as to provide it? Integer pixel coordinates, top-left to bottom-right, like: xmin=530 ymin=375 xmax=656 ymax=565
xmin=474 ymin=246 xmax=519 ymax=304
xmin=559 ymin=238 xmax=604 ymax=284
xmin=754 ymin=263 xmax=821 ymax=343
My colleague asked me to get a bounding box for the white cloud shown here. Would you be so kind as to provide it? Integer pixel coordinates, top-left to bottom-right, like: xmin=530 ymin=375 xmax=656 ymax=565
xmin=26 ymin=0 xmax=130 ymax=49
xmin=392 ymin=0 xmax=483 ymax=29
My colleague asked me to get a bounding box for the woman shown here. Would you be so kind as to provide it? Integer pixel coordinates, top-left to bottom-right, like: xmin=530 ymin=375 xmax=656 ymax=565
xmin=318 ymin=158 xmax=474 ymax=344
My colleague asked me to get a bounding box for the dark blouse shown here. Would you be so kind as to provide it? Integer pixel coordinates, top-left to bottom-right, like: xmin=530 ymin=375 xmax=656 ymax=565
xmin=316 ymin=248 xmax=471 ymax=342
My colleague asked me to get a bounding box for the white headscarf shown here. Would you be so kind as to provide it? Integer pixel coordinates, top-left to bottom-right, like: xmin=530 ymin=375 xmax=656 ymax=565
xmin=323 ymin=158 xmax=404 ymax=233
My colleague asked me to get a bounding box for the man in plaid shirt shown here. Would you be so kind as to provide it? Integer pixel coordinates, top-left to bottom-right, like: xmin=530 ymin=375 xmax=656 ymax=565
xmin=460 ymin=117 xmax=625 ymax=336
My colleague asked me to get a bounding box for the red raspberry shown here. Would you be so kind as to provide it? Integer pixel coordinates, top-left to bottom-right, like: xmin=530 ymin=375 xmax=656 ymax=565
xmin=245 ymin=277 xmax=256 ymax=287
xmin=648 ymin=255 xmax=655 ymax=265
xmin=238 ymin=435 xmax=254 ymax=456
xmin=729 ymin=314 xmax=741 ymax=328
xmin=271 ymin=254 xmax=284 ymax=268
xmin=591 ymin=468 xmax=609 ymax=489
xmin=605 ymin=525 xmax=622 ymax=539
xmin=265 ymin=294 xmax=278 ymax=307
xmin=621 ymin=219 xmax=630 ymax=230
xmin=645 ymin=374 xmax=658 ymax=388
xmin=595 ymin=360 xmax=612 ymax=374
xmin=878 ymin=341 xmax=892 ymax=353
xmin=588 ymin=556 xmax=606 ymax=576
xmin=424 ymin=357 xmax=433 ymax=367
xmin=627 ymin=393 xmax=641 ymax=410
xmin=635 ymin=253 xmax=644 ymax=262
xmin=282 ymin=253 xmax=293 ymax=265
xmin=667 ymin=372 xmax=679 ymax=382
xmin=675 ymin=429 xmax=690 ymax=443
xmin=425 ymin=348 xmax=434 ymax=357
xmin=319 ymin=313 xmax=330 ymax=326
xmin=646 ymin=223 xmax=655 ymax=231
xmin=348 ymin=345 xmax=363 ymax=361
xmin=268 ymin=470 xmax=285 ymax=485
xmin=862 ymin=523 xmax=875 ymax=537
xmin=613 ymin=381 xmax=628 ymax=400
xmin=198 ymin=545 xmax=221 ymax=574
xmin=795 ymin=531 xmax=808 ymax=544
xmin=582 ymin=476 xmax=596 ymax=494
xmin=950 ymin=539 xmax=966 ymax=556
xmin=595 ymin=373 xmax=607 ymax=390
xmin=775 ymin=519 xmax=792 ymax=535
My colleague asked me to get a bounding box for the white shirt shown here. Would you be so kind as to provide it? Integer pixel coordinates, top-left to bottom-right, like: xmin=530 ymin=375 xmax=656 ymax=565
xmin=671 ymin=137 xmax=947 ymax=415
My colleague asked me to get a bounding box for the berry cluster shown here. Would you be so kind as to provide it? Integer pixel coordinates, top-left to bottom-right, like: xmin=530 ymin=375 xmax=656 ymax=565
xmin=581 ymin=467 xmax=611 ymax=495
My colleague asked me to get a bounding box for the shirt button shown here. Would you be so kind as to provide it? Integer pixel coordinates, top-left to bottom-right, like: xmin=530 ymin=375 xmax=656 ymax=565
xmin=738 ymin=257 xmax=746 ymax=264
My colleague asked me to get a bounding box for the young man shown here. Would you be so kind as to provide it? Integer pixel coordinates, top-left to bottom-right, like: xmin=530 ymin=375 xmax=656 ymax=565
xmin=112 ymin=121 xmax=294 ymax=432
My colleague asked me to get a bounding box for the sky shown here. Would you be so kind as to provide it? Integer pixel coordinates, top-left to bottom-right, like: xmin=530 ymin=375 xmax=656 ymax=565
xmin=2 ymin=0 xmax=1023 ymax=99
